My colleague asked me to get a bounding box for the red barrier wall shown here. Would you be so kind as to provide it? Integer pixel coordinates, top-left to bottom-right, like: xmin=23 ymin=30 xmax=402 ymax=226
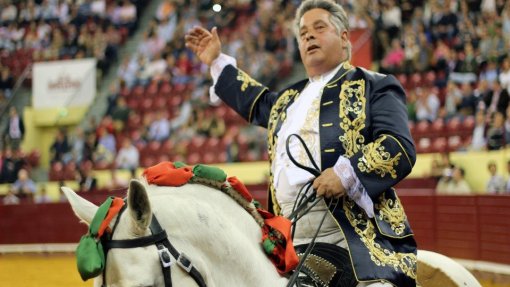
xmin=2 ymin=192 xmax=509 ymax=265
xmin=400 ymin=195 xmax=510 ymax=265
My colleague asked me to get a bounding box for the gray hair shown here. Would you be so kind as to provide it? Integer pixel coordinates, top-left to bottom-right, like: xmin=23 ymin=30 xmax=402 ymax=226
xmin=294 ymin=0 xmax=352 ymax=60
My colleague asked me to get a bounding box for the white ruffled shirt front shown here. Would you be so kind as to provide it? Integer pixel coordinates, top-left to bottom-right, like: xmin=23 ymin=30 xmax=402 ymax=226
xmin=209 ymin=53 xmax=374 ymax=218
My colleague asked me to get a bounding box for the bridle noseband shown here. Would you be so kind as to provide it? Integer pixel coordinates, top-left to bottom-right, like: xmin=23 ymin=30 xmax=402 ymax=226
xmin=101 ymin=205 xmax=207 ymax=287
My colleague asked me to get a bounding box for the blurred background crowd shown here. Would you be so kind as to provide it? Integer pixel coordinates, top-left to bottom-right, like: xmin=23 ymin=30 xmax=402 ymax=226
xmin=1 ymin=0 xmax=510 ymax=204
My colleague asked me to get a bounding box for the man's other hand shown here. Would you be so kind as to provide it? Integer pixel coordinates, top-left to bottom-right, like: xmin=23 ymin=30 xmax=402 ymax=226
xmin=185 ymin=26 xmax=221 ymax=66
xmin=313 ymin=168 xmax=346 ymax=198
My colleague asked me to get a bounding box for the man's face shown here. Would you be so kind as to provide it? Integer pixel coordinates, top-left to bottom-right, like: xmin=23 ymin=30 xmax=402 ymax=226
xmin=298 ymin=8 xmax=347 ymax=77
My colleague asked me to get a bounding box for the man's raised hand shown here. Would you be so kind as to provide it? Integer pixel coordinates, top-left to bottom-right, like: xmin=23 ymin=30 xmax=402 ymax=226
xmin=185 ymin=26 xmax=221 ymax=66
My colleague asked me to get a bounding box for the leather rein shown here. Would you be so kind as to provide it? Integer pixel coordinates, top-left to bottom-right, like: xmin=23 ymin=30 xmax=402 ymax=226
xmin=100 ymin=204 xmax=207 ymax=287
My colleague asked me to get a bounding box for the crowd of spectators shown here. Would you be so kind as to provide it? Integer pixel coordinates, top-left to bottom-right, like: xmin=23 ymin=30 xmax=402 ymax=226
xmin=4 ymin=0 xmax=510 ymax=201
xmin=0 ymin=0 xmax=148 ymax=90
xmin=44 ymin=0 xmax=510 ymax=185
xmin=0 ymin=0 xmax=151 ymax=200
xmin=433 ymin=152 xmax=510 ymax=195
xmin=373 ymin=0 xmax=510 ymax=152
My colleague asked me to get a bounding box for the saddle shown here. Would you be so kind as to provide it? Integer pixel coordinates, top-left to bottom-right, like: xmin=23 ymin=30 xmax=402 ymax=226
xmin=294 ymin=242 xmax=357 ymax=287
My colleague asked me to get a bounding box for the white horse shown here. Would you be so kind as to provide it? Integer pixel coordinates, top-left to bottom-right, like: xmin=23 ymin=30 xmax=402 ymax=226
xmin=63 ymin=179 xmax=481 ymax=287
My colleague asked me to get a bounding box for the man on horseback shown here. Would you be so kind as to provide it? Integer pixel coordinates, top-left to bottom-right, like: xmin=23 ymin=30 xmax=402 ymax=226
xmin=185 ymin=0 xmax=417 ymax=286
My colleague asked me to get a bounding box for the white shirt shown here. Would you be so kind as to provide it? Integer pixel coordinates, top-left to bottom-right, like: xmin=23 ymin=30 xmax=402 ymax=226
xmin=210 ymin=53 xmax=374 ymax=217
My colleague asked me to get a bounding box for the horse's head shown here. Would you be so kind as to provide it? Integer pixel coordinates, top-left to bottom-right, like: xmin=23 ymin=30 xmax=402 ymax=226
xmin=64 ymin=178 xmax=289 ymax=287
xmin=63 ymin=179 xmax=167 ymax=287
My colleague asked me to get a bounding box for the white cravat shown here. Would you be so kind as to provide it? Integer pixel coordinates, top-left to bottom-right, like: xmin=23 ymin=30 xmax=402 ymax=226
xmin=210 ymin=53 xmax=374 ymax=218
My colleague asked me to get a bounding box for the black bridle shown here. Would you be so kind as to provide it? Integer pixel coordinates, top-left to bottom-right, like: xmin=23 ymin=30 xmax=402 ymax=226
xmin=100 ymin=205 xmax=207 ymax=287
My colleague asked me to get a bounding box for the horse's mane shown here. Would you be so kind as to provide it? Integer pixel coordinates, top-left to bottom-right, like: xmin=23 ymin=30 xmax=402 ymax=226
xmin=139 ymin=175 xmax=265 ymax=227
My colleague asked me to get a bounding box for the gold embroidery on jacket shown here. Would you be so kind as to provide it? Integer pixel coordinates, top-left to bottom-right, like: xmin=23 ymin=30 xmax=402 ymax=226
xmin=267 ymin=89 xmax=300 ymax=214
xmin=298 ymin=97 xmax=320 ymax=167
xmin=344 ymin=198 xmax=417 ymax=279
xmin=237 ymin=70 xmax=262 ymax=91
xmin=375 ymin=192 xmax=407 ymax=236
xmin=358 ymin=135 xmax=402 ymax=179
xmin=338 ymin=80 xmax=366 ymax=158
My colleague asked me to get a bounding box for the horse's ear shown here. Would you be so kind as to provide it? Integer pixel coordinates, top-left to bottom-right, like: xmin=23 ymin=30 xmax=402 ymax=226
xmin=61 ymin=186 xmax=98 ymax=226
xmin=127 ymin=179 xmax=152 ymax=235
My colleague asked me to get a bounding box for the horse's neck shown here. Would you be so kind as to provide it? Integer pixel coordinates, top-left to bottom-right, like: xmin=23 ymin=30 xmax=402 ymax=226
xmin=148 ymin=184 xmax=288 ymax=287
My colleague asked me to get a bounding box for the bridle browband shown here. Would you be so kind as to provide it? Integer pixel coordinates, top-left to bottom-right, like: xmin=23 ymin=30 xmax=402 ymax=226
xmin=101 ymin=204 xmax=207 ymax=287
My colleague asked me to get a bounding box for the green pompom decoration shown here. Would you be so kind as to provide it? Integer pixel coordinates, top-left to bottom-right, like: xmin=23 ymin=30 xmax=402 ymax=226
xmin=263 ymin=238 xmax=276 ymax=254
xmin=173 ymin=161 xmax=188 ymax=168
xmin=193 ymin=164 xmax=227 ymax=182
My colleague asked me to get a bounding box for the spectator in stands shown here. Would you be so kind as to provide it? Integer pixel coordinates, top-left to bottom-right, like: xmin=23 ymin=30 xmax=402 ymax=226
xmin=456 ymin=42 xmax=478 ymax=75
xmin=381 ymin=0 xmax=401 ymax=41
xmin=0 ymin=90 xmax=7 ymax=113
xmin=2 ymin=188 xmax=19 ymax=205
xmin=486 ymin=111 xmax=505 ymax=150
xmin=2 ymin=187 xmax=20 ymax=205
xmin=500 ymin=57 xmax=510 ymax=93
xmin=50 ymin=128 xmax=71 ymax=164
xmin=0 ymin=67 xmax=15 ymax=98
xmin=487 ymin=161 xmax=506 ymax=194
xmin=156 ymin=0 xmax=175 ymax=22
xmin=473 ymin=79 xmax=492 ymax=108
xmin=81 ymin=132 xmax=96 ymax=164
xmin=506 ymin=160 xmax=510 ymax=193
xmin=379 ymin=38 xmax=404 ymax=74
xmin=444 ymin=81 xmax=462 ymax=119
xmin=403 ymin=33 xmax=420 ymax=74
xmin=457 ymin=82 xmax=478 ymax=117
xmin=483 ymin=80 xmax=509 ymax=117
xmin=436 ymin=166 xmax=471 ymax=195
xmin=117 ymin=0 xmax=137 ymax=33
xmin=0 ymin=147 xmax=24 ymax=184
xmin=4 ymin=107 xmax=24 ymax=152
xmin=12 ymin=168 xmax=36 ymax=199
xmin=0 ymin=1 xmax=18 ymax=24
xmin=148 ymin=110 xmax=171 ymax=142
xmin=415 ymin=87 xmax=440 ymax=122
xmin=170 ymin=96 xmax=192 ymax=131
xmin=429 ymin=152 xmax=454 ymax=181
xmin=34 ymin=185 xmax=52 ymax=204
xmin=93 ymin=126 xmax=116 ymax=168
xmin=186 ymin=1 xmax=417 ymax=285
xmin=69 ymin=127 xmax=85 ymax=164
xmin=115 ymin=138 xmax=139 ymax=173
xmin=111 ymin=97 xmax=132 ymax=131
xmin=406 ymin=89 xmax=417 ymax=122
xmin=471 ymin=109 xmax=488 ymax=151
xmin=504 ymin=105 xmax=510 ymax=146
xmin=479 ymin=61 xmax=499 ymax=85
xmin=78 ymin=161 xmax=97 ymax=192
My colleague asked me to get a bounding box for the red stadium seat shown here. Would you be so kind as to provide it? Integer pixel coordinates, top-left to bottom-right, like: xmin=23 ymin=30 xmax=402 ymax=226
xmin=141 ymin=156 xmax=157 ymax=168
xmin=397 ymin=74 xmax=407 ymax=88
xmin=446 ymin=117 xmax=461 ymax=134
xmin=431 ymin=137 xmax=447 ymax=153
xmin=159 ymin=139 xmax=174 ymax=155
xmin=408 ymin=121 xmax=415 ymax=135
xmin=416 ymin=137 xmax=431 ymax=153
xmin=414 ymin=121 xmax=430 ymax=137
xmin=131 ymin=85 xmax=145 ymax=98
xmin=462 ymin=116 xmax=475 ymax=131
xmin=424 ymin=71 xmax=436 ymax=87
xmin=430 ymin=119 xmax=445 ymax=137
xmin=146 ymin=82 xmax=159 ymax=97
xmin=447 ymin=135 xmax=462 ymax=152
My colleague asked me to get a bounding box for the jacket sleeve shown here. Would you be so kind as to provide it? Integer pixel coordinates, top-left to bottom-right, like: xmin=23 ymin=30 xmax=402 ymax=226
xmin=214 ymin=65 xmax=279 ymax=128
xmin=349 ymin=75 xmax=416 ymax=201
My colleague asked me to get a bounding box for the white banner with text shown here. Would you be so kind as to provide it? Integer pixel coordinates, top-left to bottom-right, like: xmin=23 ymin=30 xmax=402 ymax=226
xmin=33 ymin=59 xmax=97 ymax=109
